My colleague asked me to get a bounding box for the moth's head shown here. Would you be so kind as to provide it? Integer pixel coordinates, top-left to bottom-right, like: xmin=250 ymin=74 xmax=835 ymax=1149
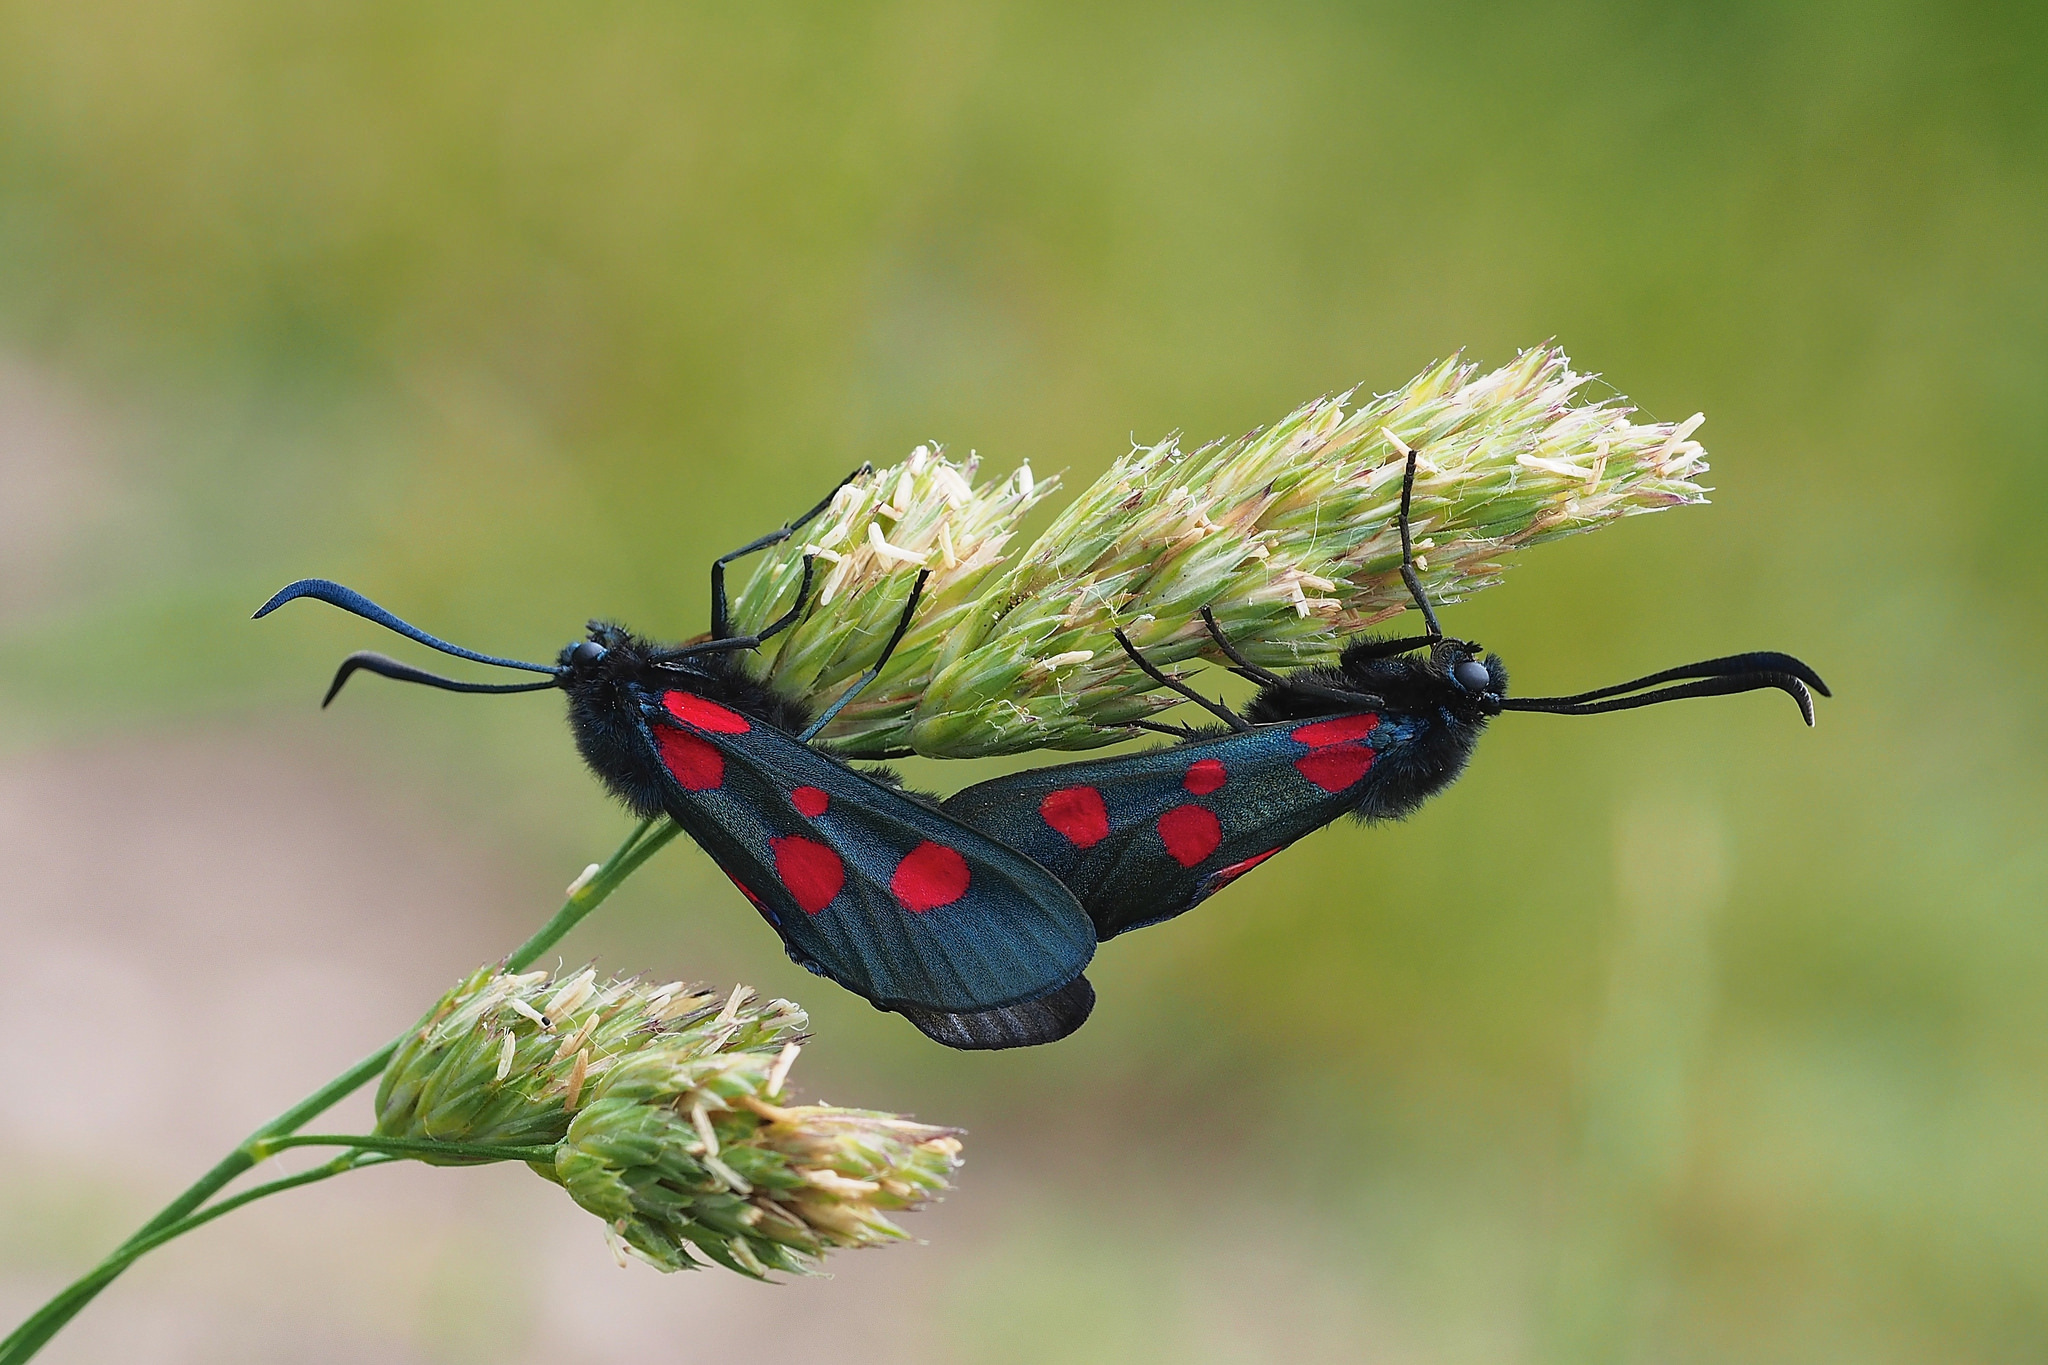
xmin=1331 ymin=633 xmax=1507 ymax=721
xmin=557 ymin=622 xmax=663 ymax=686
xmin=1428 ymin=638 xmax=1508 ymax=719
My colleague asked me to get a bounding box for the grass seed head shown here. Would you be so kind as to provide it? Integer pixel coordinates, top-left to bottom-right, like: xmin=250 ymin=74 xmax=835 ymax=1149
xmin=376 ymin=965 xmax=962 ymax=1277
xmin=373 ymin=965 xmax=802 ymax=1161
xmin=726 ymin=347 xmax=1707 ymax=757
xmin=908 ymin=346 xmax=1709 ymax=754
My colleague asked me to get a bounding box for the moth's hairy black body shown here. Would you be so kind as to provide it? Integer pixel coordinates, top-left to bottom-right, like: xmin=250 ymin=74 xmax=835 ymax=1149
xmin=1243 ymin=635 xmax=1510 ymax=825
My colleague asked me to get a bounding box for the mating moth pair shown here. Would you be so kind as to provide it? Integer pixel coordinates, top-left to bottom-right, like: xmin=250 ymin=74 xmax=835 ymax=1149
xmin=259 ymin=451 xmax=1824 ymax=1049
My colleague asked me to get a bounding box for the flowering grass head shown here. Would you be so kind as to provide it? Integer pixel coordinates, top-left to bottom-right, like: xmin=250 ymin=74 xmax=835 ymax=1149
xmin=730 ymin=346 xmax=1710 ymax=757
xmin=376 ymin=965 xmax=962 ymax=1277
xmin=374 ymin=964 xmax=803 ymax=1158
xmin=722 ymin=446 xmax=1054 ymax=755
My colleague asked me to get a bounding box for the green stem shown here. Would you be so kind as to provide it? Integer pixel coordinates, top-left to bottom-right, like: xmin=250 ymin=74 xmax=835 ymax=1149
xmin=0 ymin=817 xmax=677 ymax=1365
xmin=507 ymin=818 xmax=678 ymax=971
xmin=248 ymin=1134 xmax=561 ymax=1164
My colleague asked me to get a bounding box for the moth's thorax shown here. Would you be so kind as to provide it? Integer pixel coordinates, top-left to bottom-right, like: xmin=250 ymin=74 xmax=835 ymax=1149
xmin=555 ymin=622 xmax=814 ymax=819
xmin=1236 ymin=636 xmax=1507 ymax=824
xmin=1340 ymin=637 xmax=1506 ymax=722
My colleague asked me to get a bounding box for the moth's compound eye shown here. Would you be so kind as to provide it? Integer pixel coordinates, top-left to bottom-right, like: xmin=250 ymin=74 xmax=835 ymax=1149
xmin=1453 ymin=658 xmax=1492 ymax=692
xmin=571 ymin=640 xmax=607 ymax=667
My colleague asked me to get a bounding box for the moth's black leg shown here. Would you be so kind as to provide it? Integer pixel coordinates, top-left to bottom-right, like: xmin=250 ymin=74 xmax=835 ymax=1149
xmin=1113 ymin=627 xmax=1251 ymax=732
xmin=1342 ymin=633 xmax=1440 ymax=662
xmin=752 ymin=554 xmax=817 ymax=644
xmin=671 ymin=556 xmax=816 ymax=662
xmin=1199 ymin=606 xmax=1289 ymax=688
xmin=1127 ymin=718 xmax=1203 ymax=740
xmin=1198 ymin=606 xmax=1378 ymax=711
xmin=1393 ymin=441 xmax=1444 ymax=640
xmin=865 ymin=568 xmax=929 ymax=676
xmin=709 ymin=462 xmax=871 ymax=639
xmin=798 ymin=569 xmax=930 ymax=742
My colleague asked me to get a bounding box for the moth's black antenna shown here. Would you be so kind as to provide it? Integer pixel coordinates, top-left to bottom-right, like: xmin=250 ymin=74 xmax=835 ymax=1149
xmin=323 ymin=651 xmax=562 ymax=707
xmin=799 ymin=569 xmax=929 ymax=742
xmin=254 ymin=579 xmax=560 ymax=674
xmin=1504 ymin=653 xmax=1830 ymax=726
xmin=1391 ymin=438 xmax=1443 ymax=639
xmin=1510 ymin=652 xmax=1829 ymax=707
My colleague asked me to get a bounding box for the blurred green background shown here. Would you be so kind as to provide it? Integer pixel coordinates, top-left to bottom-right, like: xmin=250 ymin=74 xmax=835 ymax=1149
xmin=1 ymin=2 xmax=2043 ymax=1361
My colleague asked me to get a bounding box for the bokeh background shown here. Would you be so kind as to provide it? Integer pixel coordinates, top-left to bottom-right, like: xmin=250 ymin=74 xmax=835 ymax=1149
xmin=1 ymin=2 xmax=2043 ymax=1361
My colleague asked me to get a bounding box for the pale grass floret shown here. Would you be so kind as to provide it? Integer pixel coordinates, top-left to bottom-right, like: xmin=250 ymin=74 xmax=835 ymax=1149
xmin=765 ymin=1041 xmax=801 ymax=1098
xmin=563 ymin=1049 xmax=591 ymax=1111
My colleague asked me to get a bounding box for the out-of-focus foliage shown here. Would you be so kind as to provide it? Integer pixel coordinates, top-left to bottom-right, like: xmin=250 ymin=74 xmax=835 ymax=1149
xmin=1 ymin=1 xmax=2043 ymax=1361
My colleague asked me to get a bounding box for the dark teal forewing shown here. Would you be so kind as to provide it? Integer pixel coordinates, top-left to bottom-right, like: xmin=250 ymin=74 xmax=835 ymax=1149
xmin=942 ymin=711 xmax=1396 ymax=939
xmin=641 ymin=692 xmax=1095 ymax=1038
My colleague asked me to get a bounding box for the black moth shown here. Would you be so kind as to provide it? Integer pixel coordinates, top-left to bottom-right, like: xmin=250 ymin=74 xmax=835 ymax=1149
xmin=257 ymin=469 xmax=1099 ymax=1051
xmin=941 ymin=442 xmax=1828 ymax=941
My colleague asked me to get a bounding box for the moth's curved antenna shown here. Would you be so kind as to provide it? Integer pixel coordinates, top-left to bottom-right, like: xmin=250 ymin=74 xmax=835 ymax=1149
xmin=254 ymin=579 xmax=560 ymax=675
xmin=1504 ymin=667 xmax=1821 ymax=726
xmin=1504 ymin=651 xmax=1828 ymax=718
xmin=322 ymin=651 xmax=563 ymax=707
xmin=1521 ymin=651 xmax=1828 ymax=706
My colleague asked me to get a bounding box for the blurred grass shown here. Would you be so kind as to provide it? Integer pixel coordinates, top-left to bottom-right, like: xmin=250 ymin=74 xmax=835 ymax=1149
xmin=1 ymin=0 xmax=2044 ymax=1360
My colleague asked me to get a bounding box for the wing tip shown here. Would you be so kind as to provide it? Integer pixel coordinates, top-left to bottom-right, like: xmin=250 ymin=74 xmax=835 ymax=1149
xmin=896 ymin=975 xmax=1096 ymax=1050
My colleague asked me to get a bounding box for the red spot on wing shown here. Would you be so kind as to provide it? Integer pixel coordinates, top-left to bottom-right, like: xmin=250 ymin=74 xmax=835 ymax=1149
xmin=1183 ymin=758 xmax=1227 ymax=794
xmin=1294 ymin=742 xmax=1374 ymax=792
xmin=1208 ymin=847 xmax=1279 ymax=888
xmin=791 ymin=786 xmax=830 ymax=818
xmin=1156 ymin=804 xmax=1223 ymax=868
xmin=891 ymin=842 xmax=972 ymax=912
xmin=1040 ymin=786 xmax=1110 ymax=849
xmin=771 ymin=836 xmax=844 ymax=914
xmin=656 ymin=728 xmax=724 ymax=791
xmin=664 ymin=692 xmax=752 ymax=734
xmin=1291 ymin=713 xmax=1379 ymax=748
